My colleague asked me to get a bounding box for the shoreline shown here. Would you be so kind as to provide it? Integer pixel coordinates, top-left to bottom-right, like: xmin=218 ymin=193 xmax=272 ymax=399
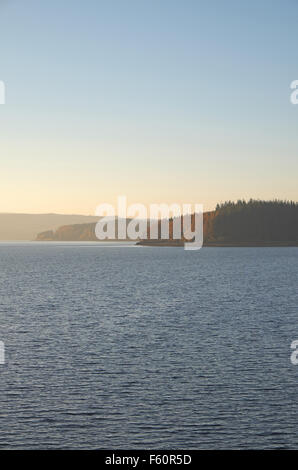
xmin=136 ymin=240 xmax=298 ymax=247
xmin=1 ymin=240 xmax=297 ymax=248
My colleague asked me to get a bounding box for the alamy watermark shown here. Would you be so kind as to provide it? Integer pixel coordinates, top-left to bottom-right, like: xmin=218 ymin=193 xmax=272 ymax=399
xmin=95 ymin=196 xmax=203 ymax=250
xmin=290 ymin=80 xmax=298 ymax=104
xmin=0 ymin=342 xmax=4 ymax=365
xmin=290 ymin=340 xmax=298 ymax=365
xmin=0 ymin=81 xmax=5 ymax=104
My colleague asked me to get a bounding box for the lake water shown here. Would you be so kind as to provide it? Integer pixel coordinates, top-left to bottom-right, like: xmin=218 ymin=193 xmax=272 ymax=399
xmin=0 ymin=243 xmax=297 ymax=449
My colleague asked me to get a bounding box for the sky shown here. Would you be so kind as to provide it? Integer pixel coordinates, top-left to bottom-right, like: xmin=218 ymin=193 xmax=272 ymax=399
xmin=0 ymin=0 xmax=298 ymax=214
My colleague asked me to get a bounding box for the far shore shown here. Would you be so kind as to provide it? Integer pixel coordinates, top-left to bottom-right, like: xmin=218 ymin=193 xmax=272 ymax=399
xmin=136 ymin=240 xmax=298 ymax=247
xmin=1 ymin=240 xmax=297 ymax=247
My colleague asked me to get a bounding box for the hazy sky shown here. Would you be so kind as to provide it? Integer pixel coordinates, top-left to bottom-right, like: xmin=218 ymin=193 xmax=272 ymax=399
xmin=0 ymin=0 xmax=298 ymax=214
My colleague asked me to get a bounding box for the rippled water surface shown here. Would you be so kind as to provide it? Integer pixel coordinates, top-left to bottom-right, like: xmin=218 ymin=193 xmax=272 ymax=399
xmin=0 ymin=243 xmax=297 ymax=449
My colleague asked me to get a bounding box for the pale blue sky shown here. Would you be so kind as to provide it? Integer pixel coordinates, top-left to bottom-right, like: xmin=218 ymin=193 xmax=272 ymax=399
xmin=0 ymin=0 xmax=298 ymax=213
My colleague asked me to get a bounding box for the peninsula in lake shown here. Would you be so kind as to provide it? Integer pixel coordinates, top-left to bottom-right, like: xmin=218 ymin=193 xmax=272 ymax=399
xmin=35 ymin=200 xmax=298 ymax=247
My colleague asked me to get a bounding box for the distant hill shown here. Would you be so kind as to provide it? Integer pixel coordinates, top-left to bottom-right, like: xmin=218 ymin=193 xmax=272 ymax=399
xmin=0 ymin=213 xmax=99 ymax=240
xmin=36 ymin=222 xmax=99 ymax=241
xmin=205 ymin=199 xmax=298 ymax=245
xmin=36 ymin=219 xmax=132 ymax=241
xmin=35 ymin=200 xmax=298 ymax=246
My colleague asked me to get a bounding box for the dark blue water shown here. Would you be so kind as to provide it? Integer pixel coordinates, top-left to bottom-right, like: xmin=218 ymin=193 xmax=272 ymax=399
xmin=0 ymin=243 xmax=297 ymax=449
